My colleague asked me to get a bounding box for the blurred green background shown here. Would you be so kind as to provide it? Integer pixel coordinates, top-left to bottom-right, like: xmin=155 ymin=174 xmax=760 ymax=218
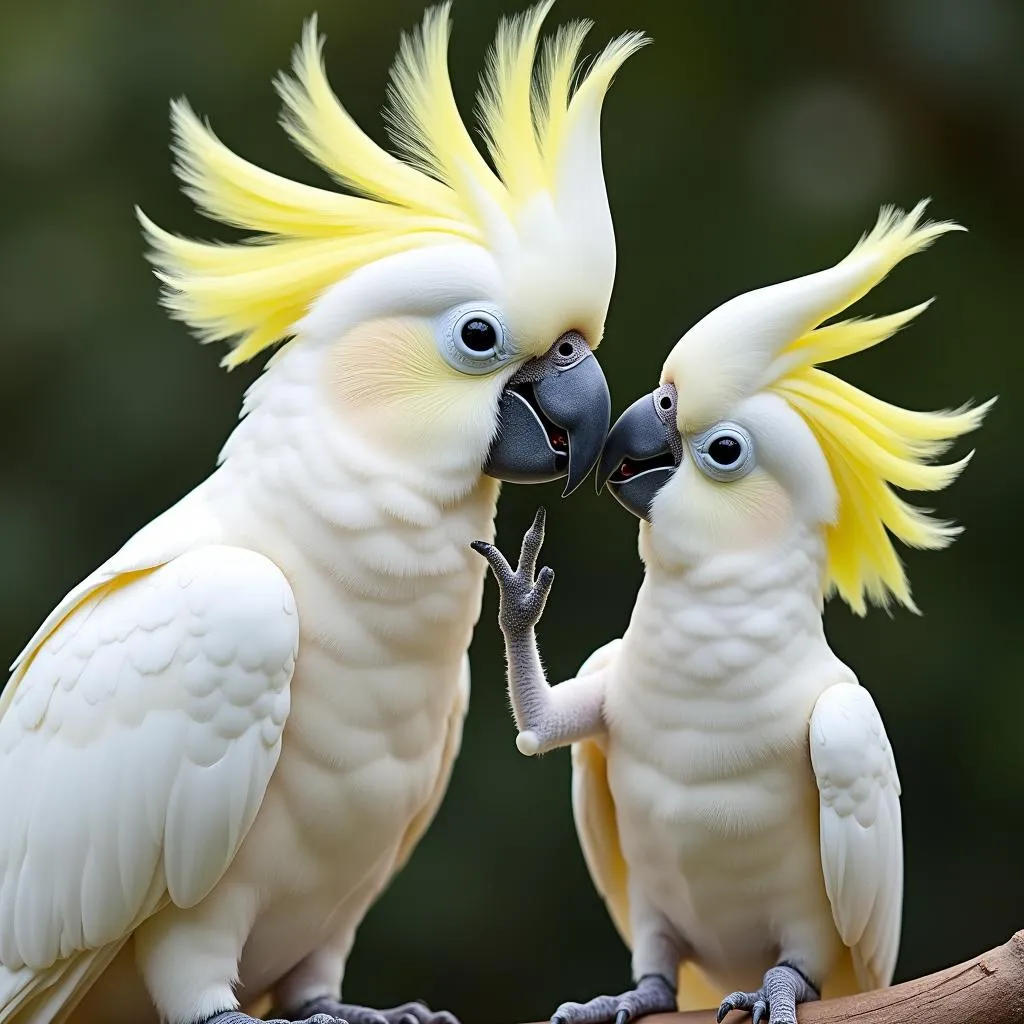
xmin=1 ymin=0 xmax=1021 ymax=1021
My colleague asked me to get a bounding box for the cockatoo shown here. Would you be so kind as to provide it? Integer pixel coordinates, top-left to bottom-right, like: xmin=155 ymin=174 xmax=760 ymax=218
xmin=0 ymin=7 xmax=646 ymax=1024
xmin=473 ymin=202 xmax=992 ymax=1024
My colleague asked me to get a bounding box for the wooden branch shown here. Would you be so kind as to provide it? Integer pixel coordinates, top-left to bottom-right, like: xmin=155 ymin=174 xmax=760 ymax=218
xmin=532 ymin=932 xmax=1024 ymax=1024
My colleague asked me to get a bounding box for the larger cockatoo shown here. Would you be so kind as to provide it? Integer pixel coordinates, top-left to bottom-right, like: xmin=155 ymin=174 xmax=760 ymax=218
xmin=0 ymin=7 xmax=647 ymax=1024
xmin=473 ymin=203 xmax=992 ymax=1024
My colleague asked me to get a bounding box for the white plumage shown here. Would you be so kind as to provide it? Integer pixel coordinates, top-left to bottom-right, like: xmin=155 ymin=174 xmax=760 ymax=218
xmin=0 ymin=546 xmax=297 ymax=969
xmin=585 ymin=524 xmax=901 ymax=1000
xmin=810 ymin=683 xmax=903 ymax=990
xmin=475 ymin=203 xmax=985 ymax=1023
xmin=0 ymin=338 xmax=493 ymax=1024
xmin=0 ymin=5 xmax=644 ymax=1022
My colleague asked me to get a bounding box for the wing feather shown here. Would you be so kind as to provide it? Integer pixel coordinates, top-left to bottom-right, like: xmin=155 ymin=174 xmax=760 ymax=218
xmin=810 ymin=681 xmax=903 ymax=991
xmin=0 ymin=544 xmax=298 ymax=971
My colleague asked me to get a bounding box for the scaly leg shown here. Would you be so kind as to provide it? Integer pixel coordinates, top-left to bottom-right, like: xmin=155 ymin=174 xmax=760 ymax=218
xmin=472 ymin=507 xmax=608 ymax=756
xmin=266 ymin=885 xmax=460 ymax=1024
xmin=550 ymin=975 xmax=677 ymax=1024
xmin=546 ymin=881 xmax=686 ymax=1024
xmin=717 ymin=963 xmax=820 ymax=1024
xmin=288 ymin=998 xmax=458 ymax=1024
xmin=203 ymin=1012 xmax=347 ymax=1024
xmin=205 ymin=999 xmax=458 ymax=1024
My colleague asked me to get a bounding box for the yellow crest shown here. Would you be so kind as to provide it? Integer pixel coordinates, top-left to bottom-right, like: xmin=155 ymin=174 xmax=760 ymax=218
xmin=664 ymin=201 xmax=993 ymax=614
xmin=768 ymin=203 xmax=992 ymax=614
xmin=138 ymin=3 xmax=648 ymax=368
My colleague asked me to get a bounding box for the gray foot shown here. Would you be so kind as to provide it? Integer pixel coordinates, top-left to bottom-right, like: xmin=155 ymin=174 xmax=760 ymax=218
xmin=472 ymin=506 xmax=553 ymax=641
xmin=206 ymin=1011 xmax=348 ymax=1024
xmin=294 ymin=998 xmax=459 ymax=1024
xmin=551 ymin=973 xmax=677 ymax=1024
xmin=716 ymin=963 xmax=820 ymax=1024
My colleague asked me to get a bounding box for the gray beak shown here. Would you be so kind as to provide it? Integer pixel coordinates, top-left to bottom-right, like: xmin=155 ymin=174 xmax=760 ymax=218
xmin=484 ymin=331 xmax=611 ymax=497
xmin=596 ymin=384 xmax=681 ymax=521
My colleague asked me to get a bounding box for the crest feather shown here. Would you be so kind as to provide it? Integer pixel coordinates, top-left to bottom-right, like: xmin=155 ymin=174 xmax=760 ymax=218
xmin=138 ymin=5 xmax=645 ymax=368
xmin=765 ymin=203 xmax=993 ymax=614
xmin=477 ymin=1 xmax=555 ymax=199
xmin=534 ymin=20 xmax=593 ymax=174
xmin=384 ymin=3 xmax=504 ymax=209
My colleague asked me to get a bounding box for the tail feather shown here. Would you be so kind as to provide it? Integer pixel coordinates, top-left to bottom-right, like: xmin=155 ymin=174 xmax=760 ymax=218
xmin=821 ymin=947 xmax=862 ymax=1001
xmin=675 ymin=962 xmax=722 ymax=1012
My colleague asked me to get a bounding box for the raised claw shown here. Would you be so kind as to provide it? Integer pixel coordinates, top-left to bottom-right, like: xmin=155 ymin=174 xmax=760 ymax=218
xmin=518 ymin=506 xmax=547 ymax=576
xmin=469 ymin=540 xmax=514 ymax=584
xmin=472 ymin=508 xmax=555 ymax=634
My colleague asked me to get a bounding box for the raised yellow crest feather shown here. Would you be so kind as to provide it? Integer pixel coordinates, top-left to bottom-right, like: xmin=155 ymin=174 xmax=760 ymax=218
xmin=138 ymin=3 xmax=648 ymax=368
xmin=768 ymin=202 xmax=994 ymax=614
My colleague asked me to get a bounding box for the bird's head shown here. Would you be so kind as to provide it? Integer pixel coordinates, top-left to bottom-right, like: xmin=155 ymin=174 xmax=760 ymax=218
xmin=140 ymin=2 xmax=648 ymax=495
xmin=598 ymin=202 xmax=994 ymax=613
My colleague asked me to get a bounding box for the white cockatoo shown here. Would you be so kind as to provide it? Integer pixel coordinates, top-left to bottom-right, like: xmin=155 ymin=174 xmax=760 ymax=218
xmin=0 ymin=6 xmax=647 ymax=1024
xmin=474 ymin=203 xmax=992 ymax=1024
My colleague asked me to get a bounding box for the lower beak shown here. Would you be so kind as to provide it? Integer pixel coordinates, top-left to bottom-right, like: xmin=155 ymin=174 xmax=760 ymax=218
xmin=484 ymin=331 xmax=611 ymax=497
xmin=597 ymin=390 xmax=681 ymax=521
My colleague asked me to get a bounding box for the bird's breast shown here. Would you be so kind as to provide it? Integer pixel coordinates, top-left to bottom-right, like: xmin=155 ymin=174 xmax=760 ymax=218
xmin=601 ymin=552 xmax=842 ymax=983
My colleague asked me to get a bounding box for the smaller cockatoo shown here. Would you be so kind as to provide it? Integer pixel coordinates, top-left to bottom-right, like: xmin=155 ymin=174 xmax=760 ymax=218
xmin=473 ymin=203 xmax=992 ymax=1024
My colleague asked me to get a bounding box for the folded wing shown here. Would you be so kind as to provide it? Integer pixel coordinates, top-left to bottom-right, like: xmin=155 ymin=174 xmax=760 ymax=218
xmin=0 ymin=545 xmax=298 ymax=972
xmin=810 ymin=681 xmax=903 ymax=991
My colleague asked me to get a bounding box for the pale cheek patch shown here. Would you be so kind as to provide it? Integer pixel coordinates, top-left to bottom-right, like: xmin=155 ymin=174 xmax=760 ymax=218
xmin=328 ymin=317 xmax=449 ymax=414
xmin=325 ymin=316 xmax=502 ymax=449
xmin=700 ymin=472 xmax=795 ymax=551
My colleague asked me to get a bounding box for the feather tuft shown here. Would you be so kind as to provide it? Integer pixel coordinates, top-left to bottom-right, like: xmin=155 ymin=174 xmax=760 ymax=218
xmin=139 ymin=7 xmax=645 ymax=368
xmin=764 ymin=204 xmax=991 ymax=614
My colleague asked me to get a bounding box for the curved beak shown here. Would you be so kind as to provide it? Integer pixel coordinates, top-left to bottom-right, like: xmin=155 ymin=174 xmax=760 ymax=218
xmin=596 ymin=389 xmax=681 ymax=521
xmin=484 ymin=331 xmax=611 ymax=497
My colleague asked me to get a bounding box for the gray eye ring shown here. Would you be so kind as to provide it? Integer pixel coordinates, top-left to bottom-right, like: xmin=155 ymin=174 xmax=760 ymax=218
xmin=441 ymin=305 xmax=511 ymax=374
xmin=688 ymin=421 xmax=755 ymax=482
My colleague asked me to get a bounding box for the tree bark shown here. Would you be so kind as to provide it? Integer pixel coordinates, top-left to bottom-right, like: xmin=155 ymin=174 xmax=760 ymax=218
xmin=538 ymin=932 xmax=1024 ymax=1024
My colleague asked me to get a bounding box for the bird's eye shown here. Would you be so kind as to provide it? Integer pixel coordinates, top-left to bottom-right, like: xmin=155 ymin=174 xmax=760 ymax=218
xmin=689 ymin=421 xmax=755 ymax=482
xmin=708 ymin=435 xmax=742 ymax=466
xmin=441 ymin=306 xmax=511 ymax=374
xmin=460 ymin=316 xmax=498 ymax=354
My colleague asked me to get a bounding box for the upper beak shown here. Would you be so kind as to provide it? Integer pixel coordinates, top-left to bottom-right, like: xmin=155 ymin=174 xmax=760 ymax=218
xmin=596 ymin=388 xmax=681 ymax=521
xmin=484 ymin=331 xmax=611 ymax=497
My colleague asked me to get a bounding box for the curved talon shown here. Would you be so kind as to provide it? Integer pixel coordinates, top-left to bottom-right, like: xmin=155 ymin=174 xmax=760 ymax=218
xmin=472 ymin=511 xmax=555 ymax=635
xmin=518 ymin=506 xmax=548 ymax=576
xmin=547 ymin=975 xmax=676 ymax=1024
xmin=286 ymin=1000 xmax=459 ymax=1024
xmin=716 ymin=964 xmax=817 ymax=1024
xmin=470 ymin=540 xmax=514 ymax=583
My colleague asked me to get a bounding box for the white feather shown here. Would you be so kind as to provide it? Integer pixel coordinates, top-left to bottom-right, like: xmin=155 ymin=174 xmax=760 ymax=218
xmin=0 ymin=546 xmax=298 ymax=970
xmin=810 ymin=681 xmax=903 ymax=989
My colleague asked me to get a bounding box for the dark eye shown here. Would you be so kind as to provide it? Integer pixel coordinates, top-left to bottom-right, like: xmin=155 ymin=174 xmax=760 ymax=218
xmin=690 ymin=421 xmax=755 ymax=481
xmin=460 ymin=318 xmax=497 ymax=353
xmin=708 ymin=434 xmax=742 ymax=467
xmin=450 ymin=308 xmax=507 ymax=368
